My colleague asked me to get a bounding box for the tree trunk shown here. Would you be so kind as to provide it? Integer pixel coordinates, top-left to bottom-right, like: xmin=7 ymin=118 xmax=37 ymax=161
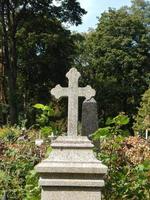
xmin=7 ymin=71 xmax=17 ymax=125
xmin=1 ymin=0 xmax=18 ymax=125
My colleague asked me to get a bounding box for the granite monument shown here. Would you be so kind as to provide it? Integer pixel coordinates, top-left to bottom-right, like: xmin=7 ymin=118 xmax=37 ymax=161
xmin=35 ymin=67 xmax=107 ymax=200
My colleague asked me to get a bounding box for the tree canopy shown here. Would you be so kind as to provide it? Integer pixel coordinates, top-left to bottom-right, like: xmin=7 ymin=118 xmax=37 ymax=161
xmin=74 ymin=0 xmax=150 ymax=129
xmin=0 ymin=0 xmax=86 ymax=124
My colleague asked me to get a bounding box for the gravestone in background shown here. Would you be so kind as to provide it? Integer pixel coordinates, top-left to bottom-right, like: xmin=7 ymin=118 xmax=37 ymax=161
xmin=35 ymin=67 xmax=107 ymax=200
xmin=81 ymin=98 xmax=98 ymax=137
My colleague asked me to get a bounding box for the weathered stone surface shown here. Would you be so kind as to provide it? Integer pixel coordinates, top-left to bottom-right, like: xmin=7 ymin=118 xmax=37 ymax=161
xmin=81 ymin=98 xmax=98 ymax=137
xmin=51 ymin=68 xmax=96 ymax=137
xmin=35 ymin=136 xmax=107 ymax=200
xmin=41 ymin=187 xmax=101 ymax=200
xmin=36 ymin=136 xmax=107 ymax=173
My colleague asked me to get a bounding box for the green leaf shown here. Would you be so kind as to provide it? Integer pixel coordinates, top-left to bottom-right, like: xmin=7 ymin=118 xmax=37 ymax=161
xmin=0 ymin=170 xmax=7 ymax=180
xmin=33 ymin=104 xmax=45 ymax=110
xmin=113 ymin=114 xmax=129 ymax=126
xmin=45 ymin=146 xmax=52 ymax=158
xmin=93 ymin=127 xmax=111 ymax=140
xmin=136 ymin=164 xmax=145 ymax=172
xmin=41 ymin=126 xmax=52 ymax=138
xmin=106 ymin=117 xmax=114 ymax=125
xmin=43 ymin=106 xmax=54 ymax=113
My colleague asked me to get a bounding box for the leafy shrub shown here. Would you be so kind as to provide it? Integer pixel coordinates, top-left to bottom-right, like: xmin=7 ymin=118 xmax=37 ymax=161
xmin=0 ymin=126 xmax=20 ymax=142
xmin=133 ymin=88 xmax=150 ymax=135
xmin=122 ymin=136 xmax=150 ymax=165
xmin=0 ymin=127 xmax=48 ymax=200
xmin=24 ymin=170 xmax=40 ymax=200
xmin=33 ymin=103 xmax=55 ymax=138
xmin=93 ymin=114 xmax=150 ymax=200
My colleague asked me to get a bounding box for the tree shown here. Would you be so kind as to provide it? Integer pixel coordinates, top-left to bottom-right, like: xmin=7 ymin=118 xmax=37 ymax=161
xmin=17 ymin=17 xmax=75 ymax=124
xmin=0 ymin=0 xmax=86 ymax=125
xmin=74 ymin=1 xmax=150 ymax=129
xmin=133 ymin=88 xmax=150 ymax=134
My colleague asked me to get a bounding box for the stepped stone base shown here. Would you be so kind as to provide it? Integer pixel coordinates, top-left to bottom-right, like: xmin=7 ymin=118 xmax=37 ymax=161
xmin=35 ymin=136 xmax=107 ymax=200
xmin=41 ymin=187 xmax=101 ymax=200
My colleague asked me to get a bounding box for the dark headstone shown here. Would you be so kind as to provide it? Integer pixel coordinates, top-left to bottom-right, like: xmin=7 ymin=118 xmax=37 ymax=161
xmin=81 ymin=98 xmax=98 ymax=137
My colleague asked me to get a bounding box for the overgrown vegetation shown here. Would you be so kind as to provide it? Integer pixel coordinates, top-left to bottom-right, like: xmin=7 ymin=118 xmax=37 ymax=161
xmin=1 ymin=114 xmax=149 ymax=200
xmin=134 ymin=88 xmax=150 ymax=135
xmin=0 ymin=126 xmax=49 ymax=199
xmin=93 ymin=114 xmax=150 ymax=200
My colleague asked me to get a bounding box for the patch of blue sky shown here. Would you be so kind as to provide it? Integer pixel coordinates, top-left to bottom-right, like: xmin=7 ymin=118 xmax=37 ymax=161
xmin=69 ymin=0 xmax=132 ymax=32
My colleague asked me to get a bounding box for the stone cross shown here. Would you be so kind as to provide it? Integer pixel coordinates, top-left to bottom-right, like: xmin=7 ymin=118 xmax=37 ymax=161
xmin=51 ymin=67 xmax=95 ymax=137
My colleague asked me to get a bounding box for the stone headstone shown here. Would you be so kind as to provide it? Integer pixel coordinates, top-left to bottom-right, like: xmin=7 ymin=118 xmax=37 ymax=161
xmin=81 ymin=98 xmax=98 ymax=137
xmin=35 ymin=67 xmax=107 ymax=200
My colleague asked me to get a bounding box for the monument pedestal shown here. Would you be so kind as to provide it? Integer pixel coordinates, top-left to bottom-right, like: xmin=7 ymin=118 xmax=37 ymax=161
xmin=35 ymin=136 xmax=107 ymax=200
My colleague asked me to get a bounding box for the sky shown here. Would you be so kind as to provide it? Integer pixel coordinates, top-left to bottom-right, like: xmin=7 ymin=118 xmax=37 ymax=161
xmin=70 ymin=0 xmax=132 ymax=32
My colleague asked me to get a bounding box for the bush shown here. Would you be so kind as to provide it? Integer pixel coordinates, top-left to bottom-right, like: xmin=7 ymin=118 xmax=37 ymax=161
xmin=133 ymin=88 xmax=150 ymax=135
xmin=0 ymin=127 xmax=48 ymax=200
xmin=93 ymin=114 xmax=150 ymax=200
xmin=0 ymin=126 xmax=20 ymax=142
xmin=33 ymin=103 xmax=53 ymax=135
